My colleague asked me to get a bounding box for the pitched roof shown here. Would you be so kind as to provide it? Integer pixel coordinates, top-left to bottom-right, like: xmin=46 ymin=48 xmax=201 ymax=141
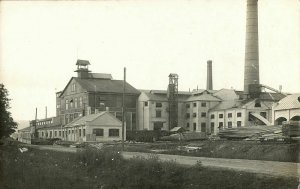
xmin=213 ymin=89 xmax=240 ymax=100
xmin=89 ymin=73 xmax=112 ymax=79
xmin=65 ymin=112 xmax=121 ymax=128
xmin=186 ymin=93 xmax=221 ymax=102
xmin=73 ymin=77 xmax=140 ymax=95
xmin=259 ymin=92 xmax=286 ymax=101
xmin=76 ymin=59 xmax=90 ymax=66
xmin=274 ymin=93 xmax=300 ymax=110
xmin=210 ymin=100 xmax=242 ymax=111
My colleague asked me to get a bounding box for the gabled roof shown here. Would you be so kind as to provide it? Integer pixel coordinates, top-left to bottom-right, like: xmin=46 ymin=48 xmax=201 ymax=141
xmin=210 ymin=100 xmax=243 ymax=111
xmin=213 ymin=89 xmax=240 ymax=100
xmin=65 ymin=112 xmax=122 ymax=128
xmin=141 ymin=90 xmax=190 ymax=102
xmin=60 ymin=77 xmax=140 ymax=97
xmin=186 ymin=93 xmax=221 ymax=102
xmin=274 ymin=93 xmax=300 ymax=110
xmin=75 ymin=78 xmax=140 ymax=94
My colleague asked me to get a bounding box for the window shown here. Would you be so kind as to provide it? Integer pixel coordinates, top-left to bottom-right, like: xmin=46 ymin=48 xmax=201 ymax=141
xmin=237 ymin=121 xmax=242 ymax=127
xmin=201 ymin=123 xmax=206 ymax=132
xmin=70 ymin=99 xmax=73 ymax=108
xmin=109 ymin=129 xmax=119 ymax=137
xmin=42 ymin=132 xmax=44 ymax=137
xmin=186 ymin=104 xmax=190 ymax=108
xmin=186 ymin=113 xmax=190 ymax=119
xmin=193 ymin=123 xmax=197 ymax=131
xmin=260 ymin=112 xmax=267 ymax=118
xmin=71 ymin=83 xmax=76 ymax=92
xmin=50 ymin=131 xmax=52 ymax=138
xmin=201 ymin=102 xmax=206 ymax=107
xmin=65 ymin=99 xmax=69 ymax=110
xmin=79 ymin=97 xmax=83 ymax=107
xmin=255 ymin=102 xmax=261 ymax=107
xmin=237 ymin=112 xmax=242 ymax=117
xmin=228 ymin=113 xmax=232 ymax=118
xmin=74 ymin=98 xmax=78 ymax=108
xmin=54 ymin=131 xmax=57 ymax=136
xmin=59 ymin=131 xmax=61 ymax=137
xmin=193 ymin=113 xmax=197 ymax=118
xmin=219 ymin=114 xmax=223 ymax=118
xmin=193 ymin=103 xmax=197 ymax=107
xmin=219 ymin=122 xmax=223 ymax=128
xmin=144 ymin=102 xmax=148 ymax=106
xmin=72 ymin=130 xmax=74 ymax=134
xmin=228 ymin=122 xmax=232 ymax=128
xmin=156 ymin=102 xmax=162 ymax=108
xmin=156 ymin=111 xmax=162 ymax=118
xmin=186 ymin=122 xmax=190 ymax=128
xmin=68 ymin=130 xmax=70 ymax=134
xmin=210 ymin=114 xmax=215 ymax=119
xmin=83 ymin=129 xmax=86 ymax=136
xmin=79 ymin=129 xmax=81 ymax=137
xmin=211 ymin=123 xmax=215 ymax=133
xmin=93 ymin=129 xmax=104 ymax=136
xmin=201 ymin=112 xmax=206 ymax=118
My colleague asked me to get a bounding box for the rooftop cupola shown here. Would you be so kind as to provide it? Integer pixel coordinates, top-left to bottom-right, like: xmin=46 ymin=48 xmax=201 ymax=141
xmin=75 ymin=59 xmax=91 ymax=78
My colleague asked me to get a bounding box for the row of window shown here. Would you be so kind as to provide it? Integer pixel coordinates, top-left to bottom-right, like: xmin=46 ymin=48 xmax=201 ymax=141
xmin=186 ymin=122 xmax=206 ymax=132
xmin=211 ymin=121 xmax=242 ymax=128
xmin=41 ymin=129 xmax=86 ymax=138
xmin=211 ymin=112 xmax=242 ymax=119
xmin=186 ymin=102 xmax=206 ymax=108
xmin=65 ymin=97 xmax=83 ymax=110
xmin=92 ymin=129 xmax=120 ymax=137
xmin=186 ymin=112 xmax=207 ymax=119
xmin=144 ymin=102 xmax=163 ymax=108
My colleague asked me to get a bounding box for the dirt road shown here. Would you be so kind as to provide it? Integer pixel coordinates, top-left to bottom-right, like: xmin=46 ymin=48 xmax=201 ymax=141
xmin=27 ymin=145 xmax=299 ymax=178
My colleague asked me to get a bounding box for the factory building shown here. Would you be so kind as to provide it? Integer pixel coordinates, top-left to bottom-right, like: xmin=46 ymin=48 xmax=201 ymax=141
xmin=137 ymin=90 xmax=190 ymax=131
xmin=273 ymin=94 xmax=300 ymax=125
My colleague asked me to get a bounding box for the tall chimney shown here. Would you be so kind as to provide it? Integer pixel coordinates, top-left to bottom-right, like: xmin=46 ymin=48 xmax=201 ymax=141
xmin=206 ymin=60 xmax=213 ymax=90
xmin=244 ymin=0 xmax=260 ymax=97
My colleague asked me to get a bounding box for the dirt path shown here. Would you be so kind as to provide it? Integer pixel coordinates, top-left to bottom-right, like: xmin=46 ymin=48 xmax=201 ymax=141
xmin=123 ymin=152 xmax=300 ymax=178
xmin=26 ymin=145 xmax=299 ymax=178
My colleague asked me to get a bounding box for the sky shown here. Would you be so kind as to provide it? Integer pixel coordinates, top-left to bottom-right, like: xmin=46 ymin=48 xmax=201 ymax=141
xmin=0 ymin=0 xmax=299 ymax=124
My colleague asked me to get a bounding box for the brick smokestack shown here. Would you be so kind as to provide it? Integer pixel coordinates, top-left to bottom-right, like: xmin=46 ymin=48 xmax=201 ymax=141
xmin=244 ymin=0 xmax=260 ymax=97
xmin=206 ymin=60 xmax=213 ymax=90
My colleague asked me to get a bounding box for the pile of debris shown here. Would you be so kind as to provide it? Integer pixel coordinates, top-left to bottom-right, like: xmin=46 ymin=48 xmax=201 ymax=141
xmin=161 ymin=131 xmax=206 ymax=141
xmin=218 ymin=126 xmax=284 ymax=141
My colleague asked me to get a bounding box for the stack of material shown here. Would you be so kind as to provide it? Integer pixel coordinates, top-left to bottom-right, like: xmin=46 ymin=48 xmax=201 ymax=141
xmin=218 ymin=126 xmax=283 ymax=140
xmin=283 ymin=121 xmax=300 ymax=137
xmin=161 ymin=132 xmax=207 ymax=141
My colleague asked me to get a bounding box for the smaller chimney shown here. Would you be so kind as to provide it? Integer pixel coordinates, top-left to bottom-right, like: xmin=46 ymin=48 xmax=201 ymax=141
xmin=206 ymin=60 xmax=213 ymax=90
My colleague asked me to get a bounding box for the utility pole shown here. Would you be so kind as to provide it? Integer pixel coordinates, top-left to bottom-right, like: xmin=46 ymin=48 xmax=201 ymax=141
xmin=122 ymin=67 xmax=126 ymax=151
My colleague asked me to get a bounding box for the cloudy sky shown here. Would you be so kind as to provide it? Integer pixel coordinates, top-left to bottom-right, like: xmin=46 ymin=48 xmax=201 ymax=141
xmin=0 ymin=0 xmax=299 ymax=123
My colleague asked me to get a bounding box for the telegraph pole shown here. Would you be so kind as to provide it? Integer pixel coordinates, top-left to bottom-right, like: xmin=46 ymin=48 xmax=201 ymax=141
xmin=122 ymin=67 xmax=126 ymax=151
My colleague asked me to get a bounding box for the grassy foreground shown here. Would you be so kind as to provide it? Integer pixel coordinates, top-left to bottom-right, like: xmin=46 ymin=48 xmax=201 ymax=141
xmin=0 ymin=141 xmax=298 ymax=189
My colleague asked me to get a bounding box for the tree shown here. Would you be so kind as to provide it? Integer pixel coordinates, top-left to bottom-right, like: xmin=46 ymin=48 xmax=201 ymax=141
xmin=0 ymin=84 xmax=17 ymax=137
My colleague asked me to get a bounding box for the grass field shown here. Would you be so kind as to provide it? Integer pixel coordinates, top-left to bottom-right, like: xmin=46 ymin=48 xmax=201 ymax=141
xmin=0 ymin=139 xmax=298 ymax=189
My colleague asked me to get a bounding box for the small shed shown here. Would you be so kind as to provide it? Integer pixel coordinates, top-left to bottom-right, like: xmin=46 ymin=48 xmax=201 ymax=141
xmin=64 ymin=112 xmax=124 ymax=142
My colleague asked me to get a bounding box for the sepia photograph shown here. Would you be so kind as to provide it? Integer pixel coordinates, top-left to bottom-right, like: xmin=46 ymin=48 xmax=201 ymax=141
xmin=0 ymin=0 xmax=299 ymax=188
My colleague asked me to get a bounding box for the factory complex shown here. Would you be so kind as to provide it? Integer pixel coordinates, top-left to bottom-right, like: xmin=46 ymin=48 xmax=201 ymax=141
xmin=17 ymin=0 xmax=300 ymax=143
